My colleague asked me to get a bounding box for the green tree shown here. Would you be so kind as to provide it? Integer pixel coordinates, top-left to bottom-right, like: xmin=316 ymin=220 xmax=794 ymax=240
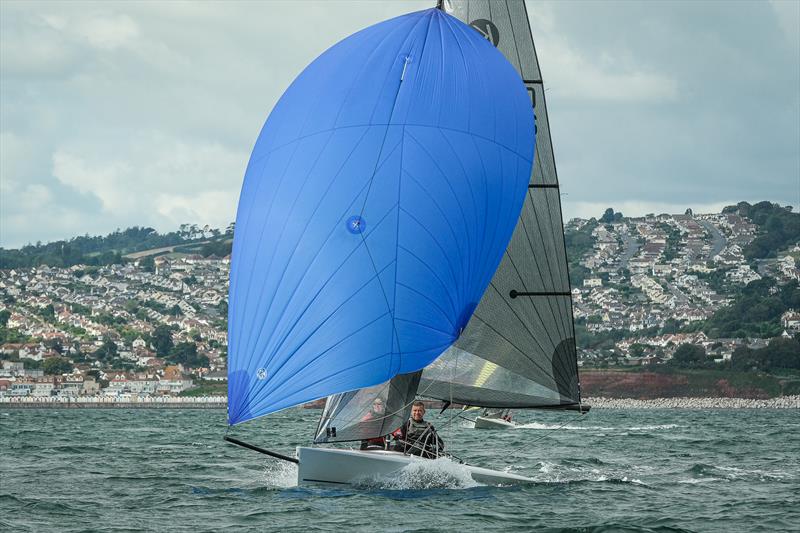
xmin=20 ymin=358 xmax=42 ymax=369
xmin=0 ymin=309 xmax=10 ymax=327
xmin=731 ymin=346 xmax=758 ymax=371
xmin=140 ymin=255 xmax=155 ymax=273
xmin=43 ymin=357 xmax=73 ymax=375
xmin=44 ymin=338 xmax=63 ymax=354
xmin=151 ymin=325 xmax=174 ymax=356
xmin=704 ymin=278 xmax=798 ymax=338
xmin=630 ymin=343 xmax=647 ymax=358
xmin=94 ymin=339 xmax=119 ymax=361
xmin=732 ymin=338 xmax=800 ymax=372
xmin=170 ymin=341 xmax=197 ymax=363
xmin=169 ymin=341 xmax=210 ymax=368
xmin=669 ymin=343 xmax=709 ymax=369
xmin=0 ymin=329 xmax=23 ymax=348
xmin=763 ymin=338 xmax=800 ymax=370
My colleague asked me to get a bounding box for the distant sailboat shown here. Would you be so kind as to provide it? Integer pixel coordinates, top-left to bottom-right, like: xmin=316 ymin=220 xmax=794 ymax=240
xmin=226 ymin=1 xmax=585 ymax=487
xmin=473 ymin=408 xmax=518 ymax=430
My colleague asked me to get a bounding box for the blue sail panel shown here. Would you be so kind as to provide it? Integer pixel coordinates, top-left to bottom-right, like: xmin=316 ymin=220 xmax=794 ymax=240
xmin=228 ymin=8 xmax=535 ymax=425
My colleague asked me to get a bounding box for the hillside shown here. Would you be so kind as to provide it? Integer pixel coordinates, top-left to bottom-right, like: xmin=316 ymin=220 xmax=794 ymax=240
xmin=0 ymin=225 xmax=233 ymax=269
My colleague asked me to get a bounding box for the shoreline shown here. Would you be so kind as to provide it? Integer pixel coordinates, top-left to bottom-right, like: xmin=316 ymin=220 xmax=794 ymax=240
xmin=0 ymin=396 xmax=226 ymax=409
xmin=583 ymin=396 xmax=800 ymax=409
xmin=2 ymin=395 xmax=800 ymax=409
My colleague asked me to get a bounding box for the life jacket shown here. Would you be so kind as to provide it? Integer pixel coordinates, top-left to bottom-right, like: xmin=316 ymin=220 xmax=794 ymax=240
xmin=394 ymin=419 xmax=444 ymax=457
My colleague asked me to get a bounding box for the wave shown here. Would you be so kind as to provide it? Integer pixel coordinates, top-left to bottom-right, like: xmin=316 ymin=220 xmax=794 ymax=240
xmin=48 ymin=445 xmax=106 ymax=454
xmin=515 ymin=423 xmax=681 ymax=431
xmin=540 ymin=522 xmax=696 ymax=532
xmin=559 ymin=457 xmax=610 ymax=467
xmin=686 ymin=463 xmax=790 ymax=482
xmin=545 ymin=476 xmax=650 ymax=488
xmin=533 ymin=461 xmax=651 ymax=488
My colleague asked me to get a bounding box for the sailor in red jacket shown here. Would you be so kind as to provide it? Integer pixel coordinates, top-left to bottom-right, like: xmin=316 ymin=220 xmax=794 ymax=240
xmin=360 ymin=398 xmax=389 ymax=450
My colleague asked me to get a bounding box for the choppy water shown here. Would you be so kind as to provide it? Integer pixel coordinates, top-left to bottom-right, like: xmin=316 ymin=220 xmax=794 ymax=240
xmin=2 ymin=408 xmax=798 ymax=532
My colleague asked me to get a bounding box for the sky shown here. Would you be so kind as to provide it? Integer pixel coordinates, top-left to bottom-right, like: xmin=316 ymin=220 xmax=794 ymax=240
xmin=1 ymin=0 xmax=798 ymax=248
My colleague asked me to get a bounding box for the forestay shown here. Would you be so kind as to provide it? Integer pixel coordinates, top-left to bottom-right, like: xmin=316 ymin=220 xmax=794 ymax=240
xmin=227 ymin=8 xmax=535 ymax=425
xmin=417 ymin=0 xmax=582 ymax=408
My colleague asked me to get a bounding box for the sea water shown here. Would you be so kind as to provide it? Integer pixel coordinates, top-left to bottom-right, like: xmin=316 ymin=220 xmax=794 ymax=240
xmin=2 ymin=408 xmax=798 ymax=532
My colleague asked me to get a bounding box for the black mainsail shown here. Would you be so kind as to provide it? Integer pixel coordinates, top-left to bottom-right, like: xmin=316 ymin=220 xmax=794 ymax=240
xmin=419 ymin=0 xmax=581 ymax=409
xmin=316 ymin=0 xmax=582 ymax=443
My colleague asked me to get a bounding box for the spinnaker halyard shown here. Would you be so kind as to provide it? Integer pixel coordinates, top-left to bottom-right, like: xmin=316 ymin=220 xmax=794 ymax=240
xmin=225 ymin=7 xmax=538 ymax=485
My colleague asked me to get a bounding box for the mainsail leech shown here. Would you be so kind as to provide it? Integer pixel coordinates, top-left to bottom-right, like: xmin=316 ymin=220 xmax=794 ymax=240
xmin=420 ymin=0 xmax=582 ymax=408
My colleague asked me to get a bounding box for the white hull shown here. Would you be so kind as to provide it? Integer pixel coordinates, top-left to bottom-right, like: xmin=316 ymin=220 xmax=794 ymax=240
xmin=474 ymin=416 xmax=518 ymax=430
xmin=296 ymin=446 xmax=535 ymax=486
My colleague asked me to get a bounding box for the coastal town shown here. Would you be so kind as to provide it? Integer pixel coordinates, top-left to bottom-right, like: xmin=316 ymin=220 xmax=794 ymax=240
xmin=567 ymin=207 xmax=799 ymax=366
xmin=0 ymin=203 xmax=798 ymax=403
xmin=0 ymin=253 xmax=229 ymax=404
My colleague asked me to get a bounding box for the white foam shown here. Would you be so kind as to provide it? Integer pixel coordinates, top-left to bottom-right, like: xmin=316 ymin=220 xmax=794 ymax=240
xmin=356 ymin=457 xmax=480 ymax=490
xmin=714 ymin=465 xmax=789 ymax=481
xmin=538 ymin=461 xmax=557 ymax=474
xmin=516 ymin=422 xmax=681 ymax=431
xmin=261 ymin=458 xmax=298 ymax=488
xmin=621 ymin=476 xmax=645 ymax=485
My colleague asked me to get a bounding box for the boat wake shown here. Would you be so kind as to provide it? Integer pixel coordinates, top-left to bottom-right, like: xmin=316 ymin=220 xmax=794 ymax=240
xmin=515 ymin=422 xmax=681 ymax=431
xmin=535 ymin=461 xmax=649 ymax=487
xmin=354 ymin=457 xmax=480 ymax=490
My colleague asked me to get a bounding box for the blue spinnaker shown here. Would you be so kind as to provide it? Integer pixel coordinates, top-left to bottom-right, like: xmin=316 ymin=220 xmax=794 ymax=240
xmin=227 ymin=8 xmax=535 ymax=425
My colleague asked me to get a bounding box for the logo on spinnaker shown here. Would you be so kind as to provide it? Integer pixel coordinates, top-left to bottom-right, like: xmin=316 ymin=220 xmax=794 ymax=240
xmin=470 ymin=19 xmax=500 ymax=47
xmin=256 ymin=368 xmax=267 ymax=380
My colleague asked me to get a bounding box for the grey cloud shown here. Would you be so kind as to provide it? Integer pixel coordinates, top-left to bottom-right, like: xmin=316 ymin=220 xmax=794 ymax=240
xmin=530 ymin=1 xmax=800 ymax=218
xmin=1 ymin=0 xmax=797 ymax=247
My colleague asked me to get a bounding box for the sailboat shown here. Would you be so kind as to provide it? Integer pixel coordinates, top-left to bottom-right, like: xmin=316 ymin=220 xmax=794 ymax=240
xmin=473 ymin=408 xmax=518 ymax=430
xmin=225 ymin=1 xmax=586 ymax=487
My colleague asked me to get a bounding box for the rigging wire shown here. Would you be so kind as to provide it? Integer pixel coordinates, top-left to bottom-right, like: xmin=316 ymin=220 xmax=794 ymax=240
xmin=525 ymin=411 xmax=589 ymax=447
